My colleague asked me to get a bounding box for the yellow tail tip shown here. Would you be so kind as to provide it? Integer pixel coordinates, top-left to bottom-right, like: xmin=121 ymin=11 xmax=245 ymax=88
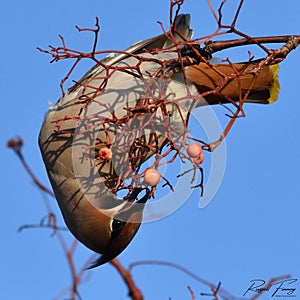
xmin=268 ymin=64 xmax=280 ymax=104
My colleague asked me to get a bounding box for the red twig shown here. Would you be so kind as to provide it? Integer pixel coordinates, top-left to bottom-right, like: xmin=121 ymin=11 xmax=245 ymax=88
xmin=7 ymin=137 xmax=94 ymax=300
xmin=110 ymin=259 xmax=144 ymax=300
xmin=7 ymin=137 xmax=54 ymax=197
xmin=128 ymin=260 xmax=236 ymax=300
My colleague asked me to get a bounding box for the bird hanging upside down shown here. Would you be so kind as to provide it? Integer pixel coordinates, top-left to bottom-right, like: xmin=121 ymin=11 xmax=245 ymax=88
xmin=39 ymin=14 xmax=279 ymax=268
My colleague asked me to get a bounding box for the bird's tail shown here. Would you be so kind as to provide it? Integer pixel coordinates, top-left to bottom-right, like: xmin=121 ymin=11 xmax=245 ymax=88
xmin=187 ymin=61 xmax=280 ymax=105
xmin=245 ymin=64 xmax=280 ymax=104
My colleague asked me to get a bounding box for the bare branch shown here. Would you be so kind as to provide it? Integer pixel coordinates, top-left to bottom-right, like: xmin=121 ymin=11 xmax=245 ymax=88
xmin=110 ymin=259 xmax=144 ymax=300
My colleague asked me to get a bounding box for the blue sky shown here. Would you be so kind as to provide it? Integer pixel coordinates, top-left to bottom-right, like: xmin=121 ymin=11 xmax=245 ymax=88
xmin=1 ymin=1 xmax=300 ymax=299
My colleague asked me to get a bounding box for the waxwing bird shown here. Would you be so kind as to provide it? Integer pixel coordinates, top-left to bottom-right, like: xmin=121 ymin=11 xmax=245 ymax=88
xmin=39 ymin=14 xmax=279 ymax=268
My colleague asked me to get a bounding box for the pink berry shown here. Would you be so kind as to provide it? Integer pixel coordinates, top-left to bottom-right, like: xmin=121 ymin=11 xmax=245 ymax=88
xmin=98 ymin=147 xmax=112 ymax=161
xmin=144 ymin=168 xmax=160 ymax=186
xmin=187 ymin=143 xmax=203 ymax=158
xmin=192 ymin=152 xmax=204 ymax=164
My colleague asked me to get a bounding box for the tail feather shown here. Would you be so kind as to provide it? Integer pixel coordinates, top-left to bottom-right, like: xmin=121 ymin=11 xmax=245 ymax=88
xmin=246 ymin=64 xmax=280 ymax=104
xmin=187 ymin=61 xmax=280 ymax=105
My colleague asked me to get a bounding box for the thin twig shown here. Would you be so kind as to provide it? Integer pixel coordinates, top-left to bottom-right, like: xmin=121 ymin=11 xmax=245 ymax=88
xmin=110 ymin=259 xmax=144 ymax=300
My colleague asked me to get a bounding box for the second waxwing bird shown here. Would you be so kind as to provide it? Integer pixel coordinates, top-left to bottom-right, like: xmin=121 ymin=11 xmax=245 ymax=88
xmin=39 ymin=14 xmax=279 ymax=268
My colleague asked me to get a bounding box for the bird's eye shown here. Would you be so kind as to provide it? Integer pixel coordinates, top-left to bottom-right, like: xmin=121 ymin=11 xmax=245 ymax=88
xmin=110 ymin=218 xmax=126 ymax=240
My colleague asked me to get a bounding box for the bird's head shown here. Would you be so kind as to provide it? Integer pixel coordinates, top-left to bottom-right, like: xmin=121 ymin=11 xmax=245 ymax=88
xmin=79 ymin=189 xmax=150 ymax=269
